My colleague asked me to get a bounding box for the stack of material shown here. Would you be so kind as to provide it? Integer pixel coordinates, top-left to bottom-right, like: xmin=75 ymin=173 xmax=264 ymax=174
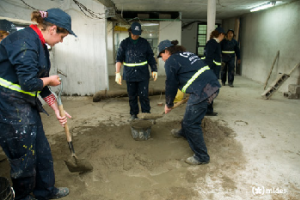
xmin=284 ymin=84 xmax=300 ymax=99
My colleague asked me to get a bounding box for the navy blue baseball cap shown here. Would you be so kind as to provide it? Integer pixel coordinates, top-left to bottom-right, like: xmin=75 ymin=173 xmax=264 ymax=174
xmin=157 ymin=40 xmax=173 ymax=58
xmin=227 ymin=29 xmax=234 ymax=34
xmin=44 ymin=8 xmax=77 ymax=37
xmin=215 ymin=27 xmax=225 ymax=34
xmin=130 ymin=22 xmax=142 ymax=35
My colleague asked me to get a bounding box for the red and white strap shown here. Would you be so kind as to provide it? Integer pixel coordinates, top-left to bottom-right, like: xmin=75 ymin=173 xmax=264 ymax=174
xmin=43 ymin=93 xmax=56 ymax=106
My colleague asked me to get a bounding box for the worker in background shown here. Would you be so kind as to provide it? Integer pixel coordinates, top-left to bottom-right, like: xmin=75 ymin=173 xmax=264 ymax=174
xmin=0 ymin=30 xmax=9 ymax=42
xmin=115 ymin=22 xmax=157 ymax=121
xmin=221 ymin=29 xmax=241 ymax=87
xmin=202 ymin=27 xmax=225 ymax=116
xmin=0 ymin=8 xmax=74 ymax=200
xmin=158 ymin=40 xmax=220 ymax=165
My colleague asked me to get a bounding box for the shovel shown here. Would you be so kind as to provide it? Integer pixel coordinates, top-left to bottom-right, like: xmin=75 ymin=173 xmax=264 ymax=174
xmin=138 ymin=97 xmax=189 ymax=120
xmin=55 ymin=79 xmax=93 ymax=173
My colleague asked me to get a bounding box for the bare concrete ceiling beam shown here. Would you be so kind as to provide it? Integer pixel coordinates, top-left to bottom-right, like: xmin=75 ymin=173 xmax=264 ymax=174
xmin=96 ymin=0 xmax=129 ymax=25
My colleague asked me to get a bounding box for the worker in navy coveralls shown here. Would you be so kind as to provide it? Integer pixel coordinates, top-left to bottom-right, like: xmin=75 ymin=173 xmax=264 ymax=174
xmin=202 ymin=27 xmax=225 ymax=116
xmin=221 ymin=29 xmax=241 ymax=87
xmin=158 ymin=40 xmax=221 ymax=165
xmin=115 ymin=22 xmax=158 ymax=121
xmin=0 ymin=9 xmax=74 ymax=200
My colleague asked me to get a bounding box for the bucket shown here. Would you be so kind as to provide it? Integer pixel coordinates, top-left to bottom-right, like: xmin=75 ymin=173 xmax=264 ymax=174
xmin=130 ymin=120 xmax=152 ymax=141
xmin=0 ymin=177 xmax=14 ymax=200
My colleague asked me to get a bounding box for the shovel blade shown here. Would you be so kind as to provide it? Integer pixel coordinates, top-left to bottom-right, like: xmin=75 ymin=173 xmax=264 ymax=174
xmin=64 ymin=157 xmax=93 ymax=173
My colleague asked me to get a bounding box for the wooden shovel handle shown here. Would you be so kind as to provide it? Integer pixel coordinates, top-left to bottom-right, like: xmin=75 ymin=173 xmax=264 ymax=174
xmin=162 ymin=97 xmax=189 ymax=114
xmin=58 ymin=104 xmax=72 ymax=142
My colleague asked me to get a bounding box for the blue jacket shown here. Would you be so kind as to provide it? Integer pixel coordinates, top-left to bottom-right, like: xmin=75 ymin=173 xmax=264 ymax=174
xmin=221 ymin=38 xmax=240 ymax=62
xmin=0 ymin=27 xmax=51 ymax=124
xmin=116 ymin=37 xmax=157 ymax=82
xmin=203 ymin=38 xmax=222 ymax=67
xmin=164 ymin=52 xmax=221 ymax=107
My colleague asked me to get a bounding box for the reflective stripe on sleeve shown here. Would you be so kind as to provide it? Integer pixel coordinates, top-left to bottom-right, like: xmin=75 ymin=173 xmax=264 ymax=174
xmin=0 ymin=77 xmax=40 ymax=97
xmin=182 ymin=66 xmax=210 ymax=93
xmin=222 ymin=51 xmax=235 ymax=54
xmin=123 ymin=61 xmax=148 ymax=67
xmin=213 ymin=60 xmax=222 ymax=66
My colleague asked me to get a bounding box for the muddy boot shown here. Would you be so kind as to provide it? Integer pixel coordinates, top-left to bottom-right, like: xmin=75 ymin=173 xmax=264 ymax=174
xmin=185 ymin=156 xmax=209 ymax=165
xmin=50 ymin=187 xmax=69 ymax=199
xmin=171 ymin=129 xmax=183 ymax=138
xmin=128 ymin=114 xmax=138 ymax=122
xmin=205 ymin=112 xmax=218 ymax=116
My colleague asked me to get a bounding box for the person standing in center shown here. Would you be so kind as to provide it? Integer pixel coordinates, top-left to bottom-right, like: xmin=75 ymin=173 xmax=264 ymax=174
xmin=202 ymin=27 xmax=225 ymax=116
xmin=221 ymin=29 xmax=241 ymax=87
xmin=115 ymin=22 xmax=158 ymax=121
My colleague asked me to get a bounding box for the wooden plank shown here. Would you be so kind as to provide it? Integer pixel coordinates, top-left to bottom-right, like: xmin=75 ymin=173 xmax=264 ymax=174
xmin=261 ymin=62 xmax=300 ymax=100
xmin=264 ymin=51 xmax=280 ymax=90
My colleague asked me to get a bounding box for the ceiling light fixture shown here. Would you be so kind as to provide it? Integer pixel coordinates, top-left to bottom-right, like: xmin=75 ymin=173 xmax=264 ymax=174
xmin=250 ymin=1 xmax=276 ymax=12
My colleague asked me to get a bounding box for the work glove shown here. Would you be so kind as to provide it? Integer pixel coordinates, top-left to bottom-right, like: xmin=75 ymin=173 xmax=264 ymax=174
xmin=115 ymin=72 xmax=122 ymax=85
xmin=152 ymin=72 xmax=158 ymax=81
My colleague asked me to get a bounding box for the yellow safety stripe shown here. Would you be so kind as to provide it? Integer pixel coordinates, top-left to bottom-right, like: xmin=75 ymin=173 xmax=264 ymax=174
xmin=182 ymin=66 xmax=210 ymax=93
xmin=213 ymin=60 xmax=222 ymax=66
xmin=222 ymin=51 xmax=235 ymax=54
xmin=123 ymin=61 xmax=148 ymax=67
xmin=201 ymin=57 xmax=205 ymax=60
xmin=0 ymin=77 xmax=40 ymax=97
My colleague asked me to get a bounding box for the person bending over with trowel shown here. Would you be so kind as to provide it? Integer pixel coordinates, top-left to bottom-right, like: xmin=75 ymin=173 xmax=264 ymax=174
xmin=115 ymin=22 xmax=158 ymax=122
xmin=0 ymin=8 xmax=75 ymax=200
xmin=157 ymin=40 xmax=221 ymax=165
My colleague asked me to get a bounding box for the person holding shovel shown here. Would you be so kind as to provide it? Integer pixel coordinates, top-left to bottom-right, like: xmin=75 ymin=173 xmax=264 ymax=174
xmin=115 ymin=22 xmax=158 ymax=121
xmin=0 ymin=8 xmax=74 ymax=200
xmin=158 ymin=40 xmax=221 ymax=165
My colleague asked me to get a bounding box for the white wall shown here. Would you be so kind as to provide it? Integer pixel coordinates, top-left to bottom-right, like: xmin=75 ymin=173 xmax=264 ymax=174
xmin=181 ymin=19 xmax=222 ymax=55
xmin=107 ymin=21 xmax=115 ymax=79
xmin=182 ymin=22 xmax=198 ymax=53
xmin=0 ymin=0 xmax=108 ymax=95
xmin=236 ymin=1 xmax=300 ymax=91
xmin=158 ymin=21 xmax=182 ymax=76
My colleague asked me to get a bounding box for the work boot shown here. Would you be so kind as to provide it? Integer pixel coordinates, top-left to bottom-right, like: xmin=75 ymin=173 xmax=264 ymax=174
xmin=228 ymin=83 xmax=234 ymax=87
xmin=128 ymin=114 xmax=138 ymax=122
xmin=205 ymin=112 xmax=218 ymax=116
xmin=171 ymin=129 xmax=183 ymax=138
xmin=23 ymin=196 xmax=38 ymax=200
xmin=50 ymin=187 xmax=69 ymax=199
xmin=185 ymin=156 xmax=209 ymax=165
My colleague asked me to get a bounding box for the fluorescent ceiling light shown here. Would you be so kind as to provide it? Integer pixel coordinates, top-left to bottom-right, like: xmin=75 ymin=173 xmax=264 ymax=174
xmin=250 ymin=1 xmax=276 ymax=12
xmin=142 ymin=23 xmax=159 ymax=26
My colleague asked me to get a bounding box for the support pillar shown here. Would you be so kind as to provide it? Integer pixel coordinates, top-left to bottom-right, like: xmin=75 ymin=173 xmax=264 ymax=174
xmin=207 ymin=0 xmax=216 ymax=41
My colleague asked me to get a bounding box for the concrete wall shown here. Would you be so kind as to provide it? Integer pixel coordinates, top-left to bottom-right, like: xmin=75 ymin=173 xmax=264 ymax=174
xmin=107 ymin=21 xmax=115 ymax=78
xmin=181 ymin=19 xmax=222 ymax=55
xmin=235 ymin=1 xmax=300 ymax=91
xmin=158 ymin=21 xmax=182 ymax=76
xmin=0 ymin=0 xmax=108 ymax=95
xmin=182 ymin=21 xmax=198 ymax=53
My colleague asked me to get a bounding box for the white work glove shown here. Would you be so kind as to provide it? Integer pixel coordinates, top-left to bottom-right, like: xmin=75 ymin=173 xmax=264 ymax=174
xmin=115 ymin=72 xmax=122 ymax=85
xmin=152 ymin=72 xmax=158 ymax=81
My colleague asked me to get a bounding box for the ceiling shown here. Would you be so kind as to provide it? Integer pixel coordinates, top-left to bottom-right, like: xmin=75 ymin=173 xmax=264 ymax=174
xmin=110 ymin=0 xmax=295 ymax=20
